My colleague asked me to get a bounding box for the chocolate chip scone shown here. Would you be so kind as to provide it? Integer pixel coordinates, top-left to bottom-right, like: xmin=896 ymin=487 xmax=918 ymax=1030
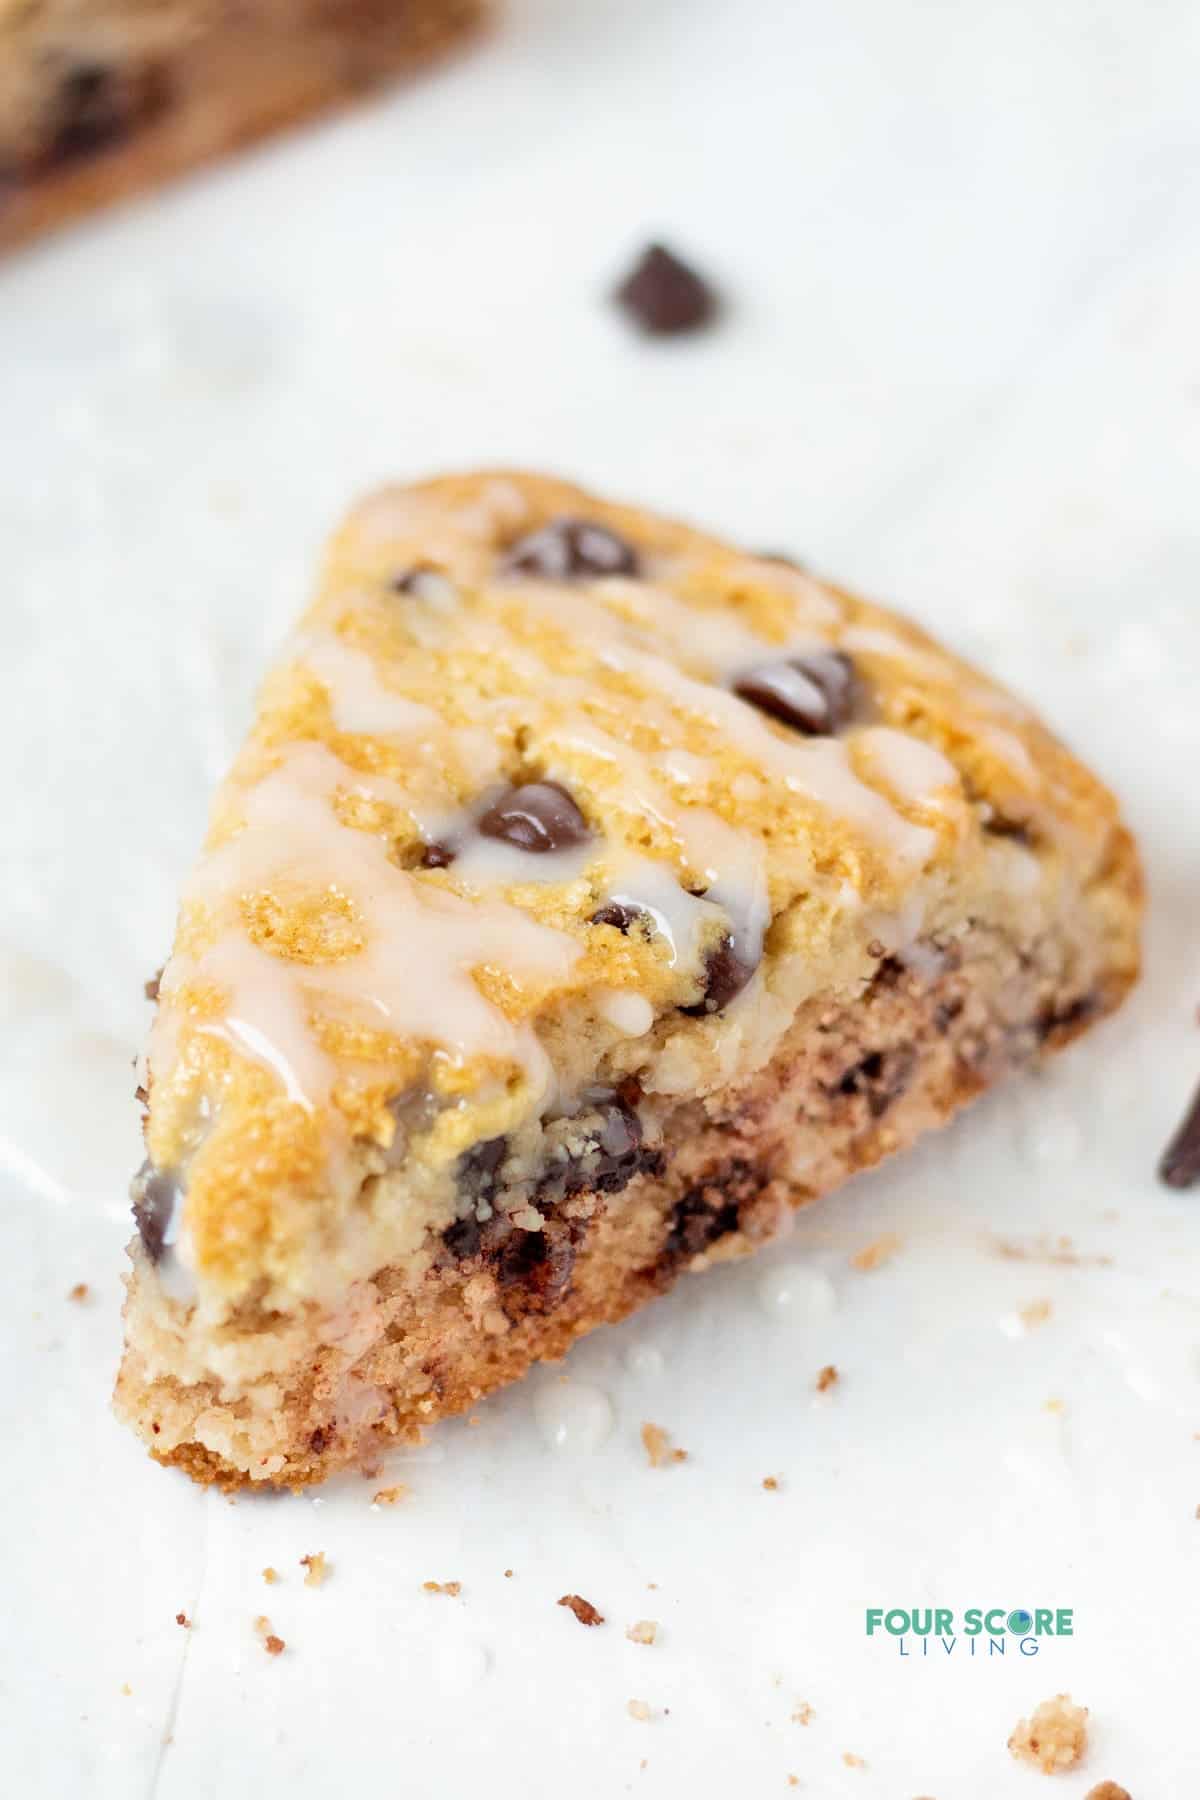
xmin=114 ymin=471 xmax=1142 ymax=1487
xmin=0 ymin=0 xmax=483 ymax=252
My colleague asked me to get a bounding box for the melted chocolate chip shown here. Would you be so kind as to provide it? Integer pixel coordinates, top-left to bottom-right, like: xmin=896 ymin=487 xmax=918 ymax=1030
xmin=502 ymin=518 xmax=639 ymax=580
xmin=614 ymin=243 xmax=719 ymax=336
xmin=496 ymin=1222 xmax=578 ymax=1316
xmin=130 ymin=1162 xmax=182 ymax=1263
xmin=733 ymin=650 xmax=856 ymax=736
xmin=664 ymin=1189 xmax=739 ymax=1260
xmin=442 ymin=1214 xmax=483 ymax=1260
xmin=48 ymin=58 xmax=167 ymax=165
xmin=419 ymin=841 xmax=456 ymax=869
xmin=835 ymin=1046 xmax=917 ymax=1119
xmin=536 ymin=1097 xmax=658 ymax=1205
xmin=590 ymin=901 xmax=644 ymax=934
xmin=457 ymin=1135 xmax=507 ymax=1201
xmin=477 ymin=781 xmax=591 ymax=853
xmin=680 ymin=936 xmax=757 ymax=1016
xmin=1159 ymin=1079 xmax=1200 ymax=1190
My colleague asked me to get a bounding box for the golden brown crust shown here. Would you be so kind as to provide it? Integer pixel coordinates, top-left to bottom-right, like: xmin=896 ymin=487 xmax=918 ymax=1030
xmin=126 ymin=902 xmax=1135 ymax=1489
xmin=0 ymin=0 xmax=485 ymax=252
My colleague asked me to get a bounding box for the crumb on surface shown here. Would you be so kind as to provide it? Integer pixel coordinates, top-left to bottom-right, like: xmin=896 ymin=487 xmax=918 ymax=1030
xmin=792 ymin=1702 xmax=814 ymax=1726
xmin=504 ymin=1568 xmax=513 ymax=1577
xmin=372 ymin=1484 xmax=409 ymax=1507
xmin=262 ymin=1567 xmax=278 ymax=1584
xmin=67 ymin=1283 xmax=89 ymax=1303
xmin=762 ymin=1475 xmax=780 ymax=1491
xmin=627 ymin=1699 xmax=652 ymax=1722
xmin=842 ymin=1751 xmax=866 ymax=1768
xmin=1008 ymin=1693 xmax=1089 ymax=1772
xmin=1045 ymin=1397 xmax=1066 ymax=1414
xmin=1084 ymin=1785 xmax=1131 ymax=1800
xmin=175 ymin=1612 xmax=190 ymax=1628
xmin=423 ymin=1580 xmax=462 ymax=1596
xmin=558 ymin=1593 xmax=605 ymax=1627
xmin=300 ymin=1552 xmax=328 ymax=1588
xmin=626 ymin=1619 xmax=658 ymax=1645
xmin=254 ymin=1616 xmax=285 ymax=1656
xmin=815 ymin=1363 xmax=839 ymax=1392
xmin=641 ymin=1421 xmax=687 ymax=1467
xmin=1020 ymin=1297 xmax=1053 ymax=1329
xmin=851 ymin=1232 xmax=901 ymax=1271
xmin=787 ymin=1781 xmax=800 ymax=1791
xmin=120 ymin=1683 xmax=132 ymax=1696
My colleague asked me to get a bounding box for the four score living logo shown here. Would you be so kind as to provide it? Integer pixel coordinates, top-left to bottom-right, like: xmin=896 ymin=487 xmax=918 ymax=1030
xmin=866 ymin=1607 xmax=1074 ymax=1657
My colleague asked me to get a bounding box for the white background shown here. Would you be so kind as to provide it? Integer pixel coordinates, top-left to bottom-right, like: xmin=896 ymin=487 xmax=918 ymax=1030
xmin=2 ymin=1 xmax=1199 ymax=1794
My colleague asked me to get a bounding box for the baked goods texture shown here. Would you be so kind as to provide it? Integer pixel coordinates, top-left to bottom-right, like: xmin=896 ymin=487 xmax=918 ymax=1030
xmin=113 ymin=470 xmax=1142 ymax=1486
xmin=0 ymin=0 xmax=484 ymax=251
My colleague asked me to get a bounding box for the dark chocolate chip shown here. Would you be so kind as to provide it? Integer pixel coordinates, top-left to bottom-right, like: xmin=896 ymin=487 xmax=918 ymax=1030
xmin=1036 ymin=993 xmax=1100 ymax=1045
xmin=477 ymin=781 xmax=591 ymax=854
xmin=496 ymin=1222 xmax=577 ymax=1316
xmin=309 ymin=1426 xmax=330 ymax=1454
xmin=535 ymin=1097 xmax=657 ymax=1205
xmin=590 ymin=901 xmax=644 ymax=934
xmin=130 ymin=1161 xmax=182 ymax=1263
xmin=733 ymin=650 xmax=856 ymax=736
xmin=835 ymin=1046 xmax=917 ymax=1119
xmin=48 ymin=58 xmax=167 ymax=165
xmin=614 ymin=243 xmax=719 ymax=336
xmin=419 ymin=841 xmax=456 ymax=869
xmin=144 ymin=967 xmax=163 ymax=1002
xmin=391 ymin=565 xmax=457 ymax=602
xmin=982 ymin=811 xmax=1036 ymax=848
xmin=665 ymin=1190 xmax=740 ymax=1260
xmin=1158 ymin=1079 xmax=1200 ymax=1190
xmin=456 ymin=1135 xmax=507 ymax=1202
xmin=680 ymin=935 xmax=757 ymax=1016
xmin=502 ymin=518 xmax=639 ymax=581
xmin=442 ymin=1214 xmax=483 ymax=1261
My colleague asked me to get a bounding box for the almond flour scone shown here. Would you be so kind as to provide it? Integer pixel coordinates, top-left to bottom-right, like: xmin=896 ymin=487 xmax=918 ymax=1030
xmin=0 ymin=0 xmax=483 ymax=252
xmin=114 ymin=471 xmax=1142 ymax=1487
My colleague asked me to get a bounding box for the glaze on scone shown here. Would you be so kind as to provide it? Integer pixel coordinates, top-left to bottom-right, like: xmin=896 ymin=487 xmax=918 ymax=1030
xmin=114 ymin=471 xmax=1142 ymax=1486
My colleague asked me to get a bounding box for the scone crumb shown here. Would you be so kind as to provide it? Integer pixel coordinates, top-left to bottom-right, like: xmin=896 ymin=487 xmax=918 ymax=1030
xmin=423 ymin=1580 xmax=462 ymax=1596
xmin=791 ymin=1702 xmax=814 ymax=1726
xmin=627 ymin=1699 xmax=652 ymax=1722
xmin=262 ymin=1567 xmax=279 ymax=1585
xmin=626 ymin=1619 xmax=658 ymax=1645
xmin=815 ymin=1363 xmax=839 ymax=1392
xmin=1020 ymin=1297 xmax=1053 ymax=1329
xmin=762 ymin=1475 xmax=780 ymax=1491
xmin=558 ymin=1593 xmax=605 ymax=1627
xmin=300 ymin=1552 xmax=328 ymax=1588
xmin=787 ymin=1780 xmax=800 ymax=1790
xmin=1084 ymin=1785 xmax=1131 ymax=1800
xmin=254 ymin=1617 xmax=285 ymax=1656
xmin=843 ymin=1751 xmax=866 ymax=1768
xmin=175 ymin=1612 xmax=190 ymax=1628
xmin=1045 ymin=1397 xmax=1066 ymax=1415
xmin=372 ymin=1485 xmax=409 ymax=1507
xmin=504 ymin=1568 xmax=513 ymax=1578
xmin=851 ymin=1233 xmax=901 ymax=1272
xmin=1008 ymin=1693 xmax=1089 ymax=1772
xmin=67 ymin=1283 xmax=89 ymax=1303
xmin=641 ymin=1422 xmax=688 ymax=1467
xmin=120 ymin=1683 xmax=132 ymax=1696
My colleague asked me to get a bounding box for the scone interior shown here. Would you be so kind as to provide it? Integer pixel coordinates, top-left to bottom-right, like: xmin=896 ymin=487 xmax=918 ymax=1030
xmin=114 ymin=472 xmax=1142 ymax=1486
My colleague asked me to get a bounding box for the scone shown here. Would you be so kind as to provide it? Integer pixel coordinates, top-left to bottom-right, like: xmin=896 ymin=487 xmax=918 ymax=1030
xmin=114 ymin=471 xmax=1142 ymax=1487
xmin=0 ymin=0 xmax=483 ymax=252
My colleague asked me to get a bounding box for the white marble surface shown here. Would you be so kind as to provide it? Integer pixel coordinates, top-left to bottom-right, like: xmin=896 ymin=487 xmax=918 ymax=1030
xmin=2 ymin=1 xmax=1199 ymax=1794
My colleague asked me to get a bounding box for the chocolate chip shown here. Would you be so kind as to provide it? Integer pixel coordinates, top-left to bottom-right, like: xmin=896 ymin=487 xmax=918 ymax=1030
xmin=477 ymin=781 xmax=591 ymax=853
xmin=733 ymin=651 xmax=856 ymax=736
xmin=536 ymin=1097 xmax=657 ymax=1205
xmin=614 ymin=243 xmax=719 ymax=336
xmin=835 ymin=1046 xmax=917 ymax=1119
xmin=391 ymin=566 xmax=458 ymax=604
xmin=496 ymin=1222 xmax=577 ymax=1315
xmin=143 ymin=967 xmax=163 ymax=1002
xmin=130 ymin=1162 xmax=182 ymax=1263
xmin=1159 ymin=1079 xmax=1200 ymax=1190
xmin=680 ymin=936 xmax=757 ymax=1016
xmin=457 ymin=1135 xmax=507 ymax=1202
xmin=502 ymin=518 xmax=639 ymax=580
xmin=48 ymin=58 xmax=167 ymax=165
xmin=664 ymin=1189 xmax=739 ymax=1260
xmin=419 ymin=841 xmax=456 ymax=869
xmin=590 ymin=901 xmax=644 ymax=934
xmin=442 ymin=1215 xmax=483 ymax=1261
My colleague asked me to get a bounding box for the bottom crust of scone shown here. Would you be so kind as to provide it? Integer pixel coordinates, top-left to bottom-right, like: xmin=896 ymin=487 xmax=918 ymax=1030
xmin=0 ymin=0 xmax=483 ymax=253
xmin=113 ymin=829 xmax=1140 ymax=1489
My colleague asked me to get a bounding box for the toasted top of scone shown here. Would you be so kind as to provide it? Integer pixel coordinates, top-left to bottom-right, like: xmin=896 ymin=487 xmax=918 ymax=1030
xmin=141 ymin=471 xmax=1136 ymax=1299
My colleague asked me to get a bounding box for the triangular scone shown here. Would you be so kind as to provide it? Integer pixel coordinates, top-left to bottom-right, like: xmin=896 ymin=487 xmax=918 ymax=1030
xmin=115 ymin=472 xmax=1142 ymax=1487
